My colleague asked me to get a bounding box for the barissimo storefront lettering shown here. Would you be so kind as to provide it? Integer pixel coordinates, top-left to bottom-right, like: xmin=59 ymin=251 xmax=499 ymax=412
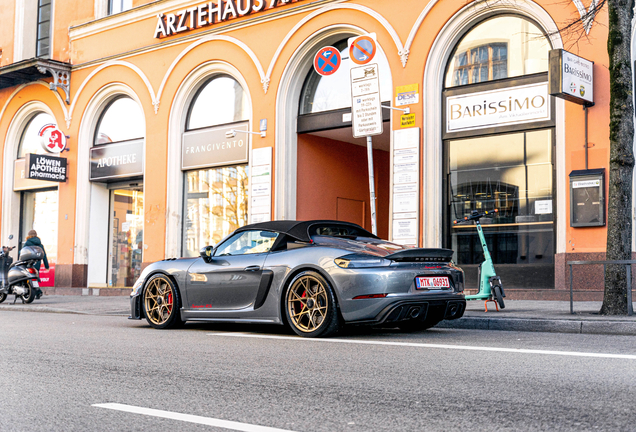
xmin=154 ymin=0 xmax=305 ymax=38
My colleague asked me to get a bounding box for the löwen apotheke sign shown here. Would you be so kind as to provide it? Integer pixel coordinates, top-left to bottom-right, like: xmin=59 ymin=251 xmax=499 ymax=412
xmin=182 ymin=122 xmax=249 ymax=170
xmin=25 ymin=153 xmax=67 ymax=182
xmin=90 ymin=140 xmax=144 ymax=181
xmin=154 ymin=0 xmax=306 ymax=38
xmin=446 ymin=82 xmax=550 ymax=135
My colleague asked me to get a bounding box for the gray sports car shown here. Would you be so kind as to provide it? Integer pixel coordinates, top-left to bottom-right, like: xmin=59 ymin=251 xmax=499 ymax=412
xmin=129 ymin=220 xmax=466 ymax=337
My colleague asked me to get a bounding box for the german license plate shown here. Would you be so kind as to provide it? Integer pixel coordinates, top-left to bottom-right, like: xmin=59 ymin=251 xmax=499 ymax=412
xmin=31 ymin=281 xmax=39 ymax=287
xmin=415 ymin=276 xmax=450 ymax=289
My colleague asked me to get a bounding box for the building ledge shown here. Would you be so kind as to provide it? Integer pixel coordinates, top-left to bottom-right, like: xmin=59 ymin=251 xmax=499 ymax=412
xmin=0 ymin=58 xmax=72 ymax=103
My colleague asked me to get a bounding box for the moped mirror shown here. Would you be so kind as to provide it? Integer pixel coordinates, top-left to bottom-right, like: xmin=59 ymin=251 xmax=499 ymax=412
xmin=8 ymin=235 xmax=13 ymax=240
xmin=199 ymin=245 xmax=214 ymax=262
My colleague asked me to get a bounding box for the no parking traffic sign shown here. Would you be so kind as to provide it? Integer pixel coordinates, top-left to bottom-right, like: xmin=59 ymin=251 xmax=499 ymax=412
xmin=313 ymin=46 xmax=341 ymax=76
xmin=348 ymin=34 xmax=377 ymax=65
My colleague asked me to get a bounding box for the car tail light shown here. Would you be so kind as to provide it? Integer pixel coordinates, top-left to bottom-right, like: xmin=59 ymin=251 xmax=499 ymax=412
xmin=353 ymin=294 xmax=388 ymax=300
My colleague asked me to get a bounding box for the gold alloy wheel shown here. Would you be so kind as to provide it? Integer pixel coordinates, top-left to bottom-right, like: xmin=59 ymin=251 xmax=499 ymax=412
xmin=287 ymin=275 xmax=329 ymax=333
xmin=144 ymin=277 xmax=175 ymax=326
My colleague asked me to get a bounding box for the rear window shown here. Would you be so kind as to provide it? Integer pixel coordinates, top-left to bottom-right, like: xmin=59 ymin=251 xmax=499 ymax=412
xmin=309 ymin=224 xmax=370 ymax=239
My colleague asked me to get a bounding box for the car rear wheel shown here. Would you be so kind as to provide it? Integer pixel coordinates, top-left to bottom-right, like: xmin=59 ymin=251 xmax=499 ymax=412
xmin=143 ymin=274 xmax=184 ymax=329
xmin=285 ymin=271 xmax=340 ymax=338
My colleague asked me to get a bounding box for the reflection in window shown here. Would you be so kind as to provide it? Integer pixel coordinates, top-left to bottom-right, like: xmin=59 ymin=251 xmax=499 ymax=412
xmin=94 ymin=97 xmax=144 ymax=144
xmin=299 ymin=39 xmax=392 ymax=114
xmin=448 ymin=130 xmax=554 ymax=266
xmin=187 ymin=76 xmax=249 ymax=130
xmin=18 ymin=112 xmax=56 ymax=158
xmin=445 ymin=16 xmax=550 ymax=88
xmin=184 ymin=166 xmax=249 ymax=257
xmin=109 ymin=0 xmax=132 ymax=15
xmin=36 ymin=0 xmax=52 ymax=58
xmin=215 ymin=230 xmax=279 ymax=256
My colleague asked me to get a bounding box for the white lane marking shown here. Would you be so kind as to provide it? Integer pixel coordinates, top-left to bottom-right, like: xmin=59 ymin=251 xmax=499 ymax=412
xmin=208 ymin=333 xmax=636 ymax=360
xmin=92 ymin=403 xmax=297 ymax=432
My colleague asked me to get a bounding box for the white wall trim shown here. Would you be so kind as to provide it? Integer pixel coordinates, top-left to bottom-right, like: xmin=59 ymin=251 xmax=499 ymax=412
xmin=165 ymin=61 xmax=253 ymax=258
xmin=421 ymin=0 xmax=566 ymax=252
xmin=1 ymin=101 xmax=57 ymax=248
xmin=74 ymin=83 xmax=146 ymax=278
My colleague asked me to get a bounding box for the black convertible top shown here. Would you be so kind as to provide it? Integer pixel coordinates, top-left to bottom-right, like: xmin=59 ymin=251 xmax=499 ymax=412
xmin=235 ymin=220 xmax=378 ymax=242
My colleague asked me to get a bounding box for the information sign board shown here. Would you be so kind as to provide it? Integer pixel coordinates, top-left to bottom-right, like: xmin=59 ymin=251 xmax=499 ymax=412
xmin=350 ymin=63 xmax=383 ymax=138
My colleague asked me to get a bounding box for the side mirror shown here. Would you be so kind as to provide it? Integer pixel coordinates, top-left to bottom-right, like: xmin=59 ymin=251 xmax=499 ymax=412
xmin=199 ymin=245 xmax=214 ymax=262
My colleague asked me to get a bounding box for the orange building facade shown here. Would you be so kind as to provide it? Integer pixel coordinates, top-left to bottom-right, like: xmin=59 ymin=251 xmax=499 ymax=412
xmin=0 ymin=0 xmax=625 ymax=298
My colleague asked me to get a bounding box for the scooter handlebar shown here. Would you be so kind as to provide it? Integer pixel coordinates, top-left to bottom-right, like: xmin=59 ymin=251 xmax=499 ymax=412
xmin=453 ymin=209 xmax=498 ymax=225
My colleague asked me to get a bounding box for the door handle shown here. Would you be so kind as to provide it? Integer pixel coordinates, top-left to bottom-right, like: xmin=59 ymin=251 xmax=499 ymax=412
xmin=244 ymin=265 xmax=261 ymax=272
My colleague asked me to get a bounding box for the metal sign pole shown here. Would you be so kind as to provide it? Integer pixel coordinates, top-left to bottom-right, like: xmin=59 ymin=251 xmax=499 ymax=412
xmin=366 ymin=136 xmax=377 ymax=235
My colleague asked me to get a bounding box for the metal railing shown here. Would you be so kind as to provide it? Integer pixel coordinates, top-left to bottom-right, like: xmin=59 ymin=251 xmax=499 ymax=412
xmin=567 ymin=260 xmax=635 ymax=316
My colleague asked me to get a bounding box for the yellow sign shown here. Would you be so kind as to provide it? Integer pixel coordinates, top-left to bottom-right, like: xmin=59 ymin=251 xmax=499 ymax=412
xmin=401 ymin=113 xmax=416 ymax=128
xmin=395 ymin=84 xmax=419 ymax=106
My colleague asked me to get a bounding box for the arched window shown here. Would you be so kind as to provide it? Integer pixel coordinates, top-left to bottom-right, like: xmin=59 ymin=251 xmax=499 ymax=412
xmin=299 ymin=38 xmax=392 ymax=115
xmin=186 ymin=75 xmax=249 ymax=130
xmin=445 ymin=15 xmax=551 ymax=88
xmin=94 ymin=96 xmax=144 ymax=145
xmin=18 ymin=112 xmax=55 ymax=157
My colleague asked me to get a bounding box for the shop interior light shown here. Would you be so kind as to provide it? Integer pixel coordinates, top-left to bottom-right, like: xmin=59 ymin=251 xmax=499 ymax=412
xmin=226 ymin=129 xmax=266 ymax=139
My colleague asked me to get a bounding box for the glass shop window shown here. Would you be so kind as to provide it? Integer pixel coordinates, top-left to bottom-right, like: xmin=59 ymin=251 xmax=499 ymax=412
xmin=94 ymin=97 xmax=144 ymax=145
xmin=17 ymin=112 xmax=56 ymax=157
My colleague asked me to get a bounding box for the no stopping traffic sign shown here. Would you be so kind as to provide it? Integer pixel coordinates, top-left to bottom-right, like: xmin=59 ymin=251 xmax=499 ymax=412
xmin=313 ymin=46 xmax=341 ymax=76
xmin=348 ymin=34 xmax=376 ymax=65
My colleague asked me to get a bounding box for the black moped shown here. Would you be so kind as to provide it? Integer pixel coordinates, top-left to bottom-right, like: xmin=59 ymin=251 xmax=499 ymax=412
xmin=0 ymin=236 xmax=44 ymax=304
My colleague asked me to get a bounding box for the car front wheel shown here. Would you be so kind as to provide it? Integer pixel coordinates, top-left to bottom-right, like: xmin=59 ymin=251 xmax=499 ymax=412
xmin=143 ymin=274 xmax=184 ymax=329
xmin=285 ymin=271 xmax=340 ymax=338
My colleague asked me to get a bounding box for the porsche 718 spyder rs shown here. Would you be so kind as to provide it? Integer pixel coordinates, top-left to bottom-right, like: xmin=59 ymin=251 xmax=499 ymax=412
xmin=129 ymin=220 xmax=466 ymax=337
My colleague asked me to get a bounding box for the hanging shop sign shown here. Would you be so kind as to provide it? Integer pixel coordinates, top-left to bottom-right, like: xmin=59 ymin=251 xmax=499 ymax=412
xmin=182 ymin=122 xmax=249 ymax=170
xmin=445 ymin=82 xmax=550 ymax=135
xmin=90 ymin=140 xmax=144 ymax=181
xmin=25 ymin=153 xmax=67 ymax=182
xmin=313 ymin=46 xmax=341 ymax=76
xmin=38 ymin=124 xmax=67 ymax=153
xmin=549 ymin=49 xmax=594 ymax=106
xmin=154 ymin=0 xmax=307 ymax=38
xmin=350 ymin=63 xmax=383 ymax=138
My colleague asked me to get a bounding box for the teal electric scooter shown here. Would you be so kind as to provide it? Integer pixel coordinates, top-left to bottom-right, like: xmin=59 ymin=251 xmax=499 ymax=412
xmin=453 ymin=209 xmax=505 ymax=311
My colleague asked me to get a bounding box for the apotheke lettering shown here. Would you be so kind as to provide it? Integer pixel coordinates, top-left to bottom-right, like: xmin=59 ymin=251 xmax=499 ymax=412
xmin=96 ymin=154 xmax=137 ymax=168
xmin=154 ymin=0 xmax=305 ymax=38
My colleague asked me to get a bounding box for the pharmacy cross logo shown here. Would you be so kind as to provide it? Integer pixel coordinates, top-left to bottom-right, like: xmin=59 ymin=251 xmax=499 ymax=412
xmin=38 ymin=124 xmax=67 ymax=153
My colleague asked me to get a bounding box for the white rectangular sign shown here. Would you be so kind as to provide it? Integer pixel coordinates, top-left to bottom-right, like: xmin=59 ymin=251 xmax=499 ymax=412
xmin=350 ymin=63 xmax=383 ymax=138
xmin=561 ymin=50 xmax=594 ymax=104
xmin=446 ymin=82 xmax=550 ymax=134
xmin=249 ymin=147 xmax=272 ymax=224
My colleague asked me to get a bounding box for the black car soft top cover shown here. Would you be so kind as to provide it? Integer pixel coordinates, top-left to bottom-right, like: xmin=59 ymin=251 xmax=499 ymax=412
xmin=235 ymin=220 xmax=378 ymax=242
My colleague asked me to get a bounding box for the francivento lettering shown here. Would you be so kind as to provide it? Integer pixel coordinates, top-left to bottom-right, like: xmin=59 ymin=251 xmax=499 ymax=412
xmin=154 ymin=0 xmax=300 ymax=38
xmin=185 ymin=139 xmax=244 ymax=155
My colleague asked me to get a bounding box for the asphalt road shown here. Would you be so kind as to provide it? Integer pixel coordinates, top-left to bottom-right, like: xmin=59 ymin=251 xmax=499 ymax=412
xmin=1 ymin=311 xmax=635 ymax=432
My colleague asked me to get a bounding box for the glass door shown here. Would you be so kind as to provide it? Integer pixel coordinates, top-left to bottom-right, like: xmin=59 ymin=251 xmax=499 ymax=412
xmin=20 ymin=189 xmax=58 ymax=287
xmin=108 ymin=186 xmax=144 ymax=287
xmin=445 ymin=129 xmax=555 ymax=288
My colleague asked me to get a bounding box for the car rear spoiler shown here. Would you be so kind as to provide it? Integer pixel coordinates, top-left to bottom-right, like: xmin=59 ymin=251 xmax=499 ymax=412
xmin=385 ymin=248 xmax=454 ymax=263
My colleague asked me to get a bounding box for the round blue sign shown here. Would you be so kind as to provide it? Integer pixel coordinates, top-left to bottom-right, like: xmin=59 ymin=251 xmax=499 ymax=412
xmin=313 ymin=46 xmax=341 ymax=76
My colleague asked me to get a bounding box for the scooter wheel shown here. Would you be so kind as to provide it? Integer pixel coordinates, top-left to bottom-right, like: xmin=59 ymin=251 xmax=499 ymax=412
xmin=21 ymin=282 xmax=36 ymax=304
xmin=0 ymin=293 xmax=6 ymax=304
xmin=493 ymin=285 xmax=505 ymax=309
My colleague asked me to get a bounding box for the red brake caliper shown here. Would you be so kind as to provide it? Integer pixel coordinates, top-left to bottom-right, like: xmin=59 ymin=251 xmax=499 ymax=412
xmin=166 ymin=291 xmax=173 ymax=313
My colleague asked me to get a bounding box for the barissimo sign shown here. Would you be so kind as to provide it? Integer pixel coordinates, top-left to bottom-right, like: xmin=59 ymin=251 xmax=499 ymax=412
xmin=154 ymin=0 xmax=305 ymax=38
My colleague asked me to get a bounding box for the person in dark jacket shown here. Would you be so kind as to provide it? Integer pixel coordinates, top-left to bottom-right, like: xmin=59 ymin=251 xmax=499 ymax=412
xmin=24 ymin=230 xmax=48 ymax=299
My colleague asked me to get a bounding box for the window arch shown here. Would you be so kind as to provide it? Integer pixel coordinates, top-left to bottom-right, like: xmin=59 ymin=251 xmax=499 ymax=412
xmin=94 ymin=96 xmax=144 ymax=145
xmin=186 ymin=75 xmax=249 ymax=130
xmin=444 ymin=15 xmax=551 ymax=88
xmin=17 ymin=112 xmax=56 ymax=158
xmin=299 ymin=38 xmax=392 ymax=115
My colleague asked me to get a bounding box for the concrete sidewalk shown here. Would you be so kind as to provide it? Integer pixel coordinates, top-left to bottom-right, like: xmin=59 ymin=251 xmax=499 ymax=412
xmin=1 ymin=294 xmax=635 ymax=336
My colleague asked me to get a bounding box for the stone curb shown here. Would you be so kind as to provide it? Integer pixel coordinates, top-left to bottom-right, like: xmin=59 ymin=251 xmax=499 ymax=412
xmin=438 ymin=316 xmax=636 ymax=336
xmin=0 ymin=305 xmax=128 ymax=316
